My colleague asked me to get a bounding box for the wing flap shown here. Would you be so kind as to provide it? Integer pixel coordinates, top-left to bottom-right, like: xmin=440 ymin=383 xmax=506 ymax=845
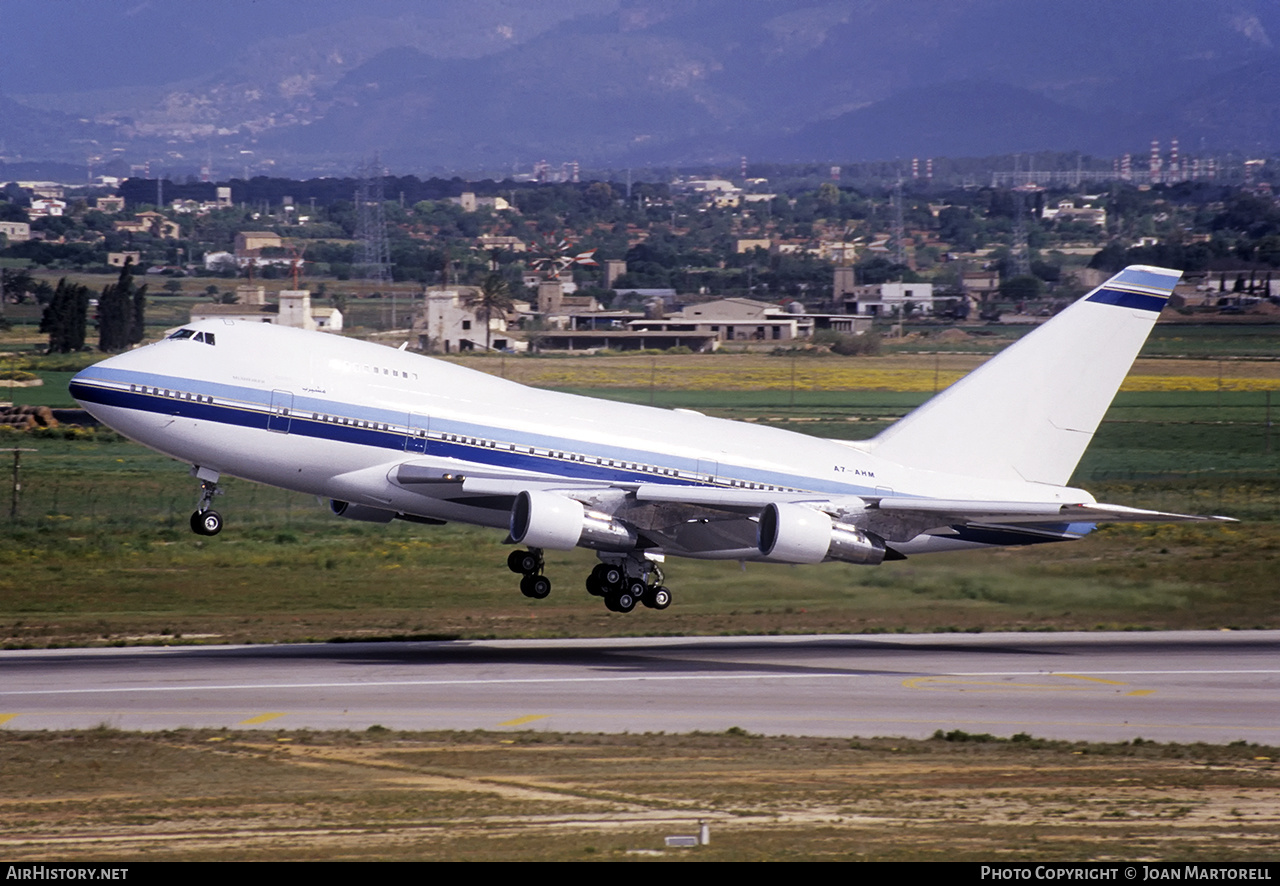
xmin=633 ymin=483 xmax=841 ymax=510
xmin=876 ymin=496 xmax=1234 ymax=526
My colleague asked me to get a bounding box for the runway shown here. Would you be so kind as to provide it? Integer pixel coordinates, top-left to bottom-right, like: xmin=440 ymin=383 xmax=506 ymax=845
xmin=1 ymin=631 xmax=1277 ymax=743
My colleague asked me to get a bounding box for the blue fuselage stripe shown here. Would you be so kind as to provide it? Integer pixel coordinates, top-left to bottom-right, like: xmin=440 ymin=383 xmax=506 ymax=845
xmin=70 ymin=376 xmax=876 ymax=497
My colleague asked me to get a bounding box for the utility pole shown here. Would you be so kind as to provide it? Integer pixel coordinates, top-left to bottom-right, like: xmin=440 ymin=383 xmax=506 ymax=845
xmin=8 ymin=448 xmax=35 ymax=520
xmin=891 ymin=176 xmax=906 ymax=267
xmin=354 ymin=154 xmax=392 ymax=326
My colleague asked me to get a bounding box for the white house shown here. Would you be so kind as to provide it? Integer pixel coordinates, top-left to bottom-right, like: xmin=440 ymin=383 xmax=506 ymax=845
xmin=415 ymin=288 xmax=520 ymax=353
xmin=628 ymin=298 xmax=813 ymax=342
xmin=848 ymin=282 xmax=936 ymax=316
xmin=189 ymin=288 xmax=342 ymax=331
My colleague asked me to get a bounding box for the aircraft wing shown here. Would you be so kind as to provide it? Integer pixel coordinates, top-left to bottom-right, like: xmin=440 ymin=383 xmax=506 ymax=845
xmin=389 ymin=461 xmax=1232 ymax=557
xmin=875 ymin=497 xmax=1236 ymax=526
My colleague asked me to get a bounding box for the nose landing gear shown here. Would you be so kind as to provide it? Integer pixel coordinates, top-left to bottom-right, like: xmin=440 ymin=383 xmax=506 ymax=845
xmin=189 ymin=467 xmax=223 ymax=536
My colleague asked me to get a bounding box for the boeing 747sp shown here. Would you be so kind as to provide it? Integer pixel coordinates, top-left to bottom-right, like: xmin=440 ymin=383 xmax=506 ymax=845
xmin=70 ymin=265 xmax=1231 ymax=613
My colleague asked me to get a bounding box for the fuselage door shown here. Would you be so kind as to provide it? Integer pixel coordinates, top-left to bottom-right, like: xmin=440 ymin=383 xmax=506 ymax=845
xmin=405 ymin=413 xmax=430 ymax=453
xmin=697 ymin=458 xmax=719 ymax=485
xmin=268 ymin=389 xmax=293 ymax=433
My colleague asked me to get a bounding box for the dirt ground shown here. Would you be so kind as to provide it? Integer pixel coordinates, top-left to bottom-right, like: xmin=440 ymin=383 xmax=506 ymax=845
xmin=1 ymin=730 xmax=1276 ymax=861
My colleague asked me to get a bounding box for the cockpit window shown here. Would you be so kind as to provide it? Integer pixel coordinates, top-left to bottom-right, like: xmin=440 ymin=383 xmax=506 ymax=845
xmin=166 ymin=328 xmax=216 ymax=345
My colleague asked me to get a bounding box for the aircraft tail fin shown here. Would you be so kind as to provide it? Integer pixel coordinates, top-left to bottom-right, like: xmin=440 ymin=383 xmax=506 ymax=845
xmin=866 ymin=265 xmax=1182 ymax=486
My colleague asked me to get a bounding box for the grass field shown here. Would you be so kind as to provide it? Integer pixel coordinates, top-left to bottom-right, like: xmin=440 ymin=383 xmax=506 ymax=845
xmin=0 ymin=375 xmax=1274 ymax=649
xmin=0 ymin=345 xmax=1273 ymax=649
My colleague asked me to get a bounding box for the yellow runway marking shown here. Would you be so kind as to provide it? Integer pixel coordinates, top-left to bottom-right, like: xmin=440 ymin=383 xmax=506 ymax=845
xmin=904 ymin=673 xmax=1151 ymax=694
xmin=499 ymin=714 xmax=549 ymax=726
xmin=1054 ymin=673 xmax=1128 ymax=686
xmin=0 ymin=714 xmax=17 ymax=726
xmin=239 ymin=712 xmax=286 ymax=725
xmin=904 ymin=678 xmax=1095 ymax=692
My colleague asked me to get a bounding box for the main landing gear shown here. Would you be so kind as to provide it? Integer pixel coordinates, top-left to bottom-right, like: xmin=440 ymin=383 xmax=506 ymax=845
xmin=189 ymin=467 xmax=223 ymax=537
xmin=507 ymin=547 xmax=551 ymax=599
xmin=505 ymin=549 xmax=673 ymax=613
xmin=585 ymin=557 xmax=671 ymax=613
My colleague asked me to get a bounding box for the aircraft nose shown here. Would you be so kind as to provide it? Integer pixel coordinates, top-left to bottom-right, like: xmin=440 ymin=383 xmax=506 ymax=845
xmin=69 ymin=351 xmax=134 ymax=413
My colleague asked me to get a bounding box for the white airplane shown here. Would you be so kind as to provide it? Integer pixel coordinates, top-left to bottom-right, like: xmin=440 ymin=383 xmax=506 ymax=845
xmin=71 ymin=264 xmax=1230 ymax=613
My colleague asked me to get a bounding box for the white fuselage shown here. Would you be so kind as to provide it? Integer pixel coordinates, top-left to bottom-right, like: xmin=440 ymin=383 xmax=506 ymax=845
xmin=71 ymin=320 xmax=1093 ymax=558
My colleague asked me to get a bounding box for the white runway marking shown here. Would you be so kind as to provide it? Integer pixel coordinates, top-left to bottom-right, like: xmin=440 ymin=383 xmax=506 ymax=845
xmin=1 ymin=668 xmax=1277 ymax=697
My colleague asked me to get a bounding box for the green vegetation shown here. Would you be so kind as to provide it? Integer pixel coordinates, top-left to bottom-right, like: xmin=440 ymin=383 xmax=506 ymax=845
xmin=6 ymin=172 xmax=1280 ymax=317
xmin=0 ymin=369 xmax=1274 ymax=649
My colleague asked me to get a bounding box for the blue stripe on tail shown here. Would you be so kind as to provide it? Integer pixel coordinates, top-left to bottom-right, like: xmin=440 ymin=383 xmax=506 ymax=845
xmin=1085 ymin=287 xmax=1168 ymax=312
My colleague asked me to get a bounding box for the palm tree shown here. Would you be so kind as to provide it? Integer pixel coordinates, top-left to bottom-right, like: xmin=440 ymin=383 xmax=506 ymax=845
xmin=464 ymin=273 xmax=514 ymax=351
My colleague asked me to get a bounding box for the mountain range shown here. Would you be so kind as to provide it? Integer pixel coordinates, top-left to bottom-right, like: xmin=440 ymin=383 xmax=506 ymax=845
xmin=4 ymin=0 xmax=1280 ymax=176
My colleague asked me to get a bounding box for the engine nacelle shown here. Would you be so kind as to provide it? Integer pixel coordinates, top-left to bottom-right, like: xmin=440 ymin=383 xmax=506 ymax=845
xmin=329 ymin=500 xmax=396 ymax=523
xmin=757 ymin=502 xmax=886 ymax=565
xmin=510 ymin=490 xmax=637 ymax=551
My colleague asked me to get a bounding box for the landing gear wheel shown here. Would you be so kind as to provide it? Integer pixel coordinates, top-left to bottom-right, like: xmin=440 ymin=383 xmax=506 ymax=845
xmin=508 ymin=549 xmax=529 ymax=574
xmin=585 ymin=573 xmax=607 ymax=597
xmin=190 ymin=510 xmax=222 ymax=536
xmin=605 ymin=588 xmax=637 ymax=613
xmin=520 ymin=574 xmax=551 ymax=599
xmin=642 ymin=585 xmax=672 ymax=610
xmin=601 ymin=564 xmax=624 ymax=587
xmin=510 ymin=549 xmax=541 ymax=575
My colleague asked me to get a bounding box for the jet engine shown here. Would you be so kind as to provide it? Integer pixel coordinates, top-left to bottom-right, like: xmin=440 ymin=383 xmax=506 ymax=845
xmin=329 ymin=500 xmax=396 ymax=523
xmin=510 ymin=490 xmax=637 ymax=551
xmin=757 ymin=502 xmax=886 ymax=565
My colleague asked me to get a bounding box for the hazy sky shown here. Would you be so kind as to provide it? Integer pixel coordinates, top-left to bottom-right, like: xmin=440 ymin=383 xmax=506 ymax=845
xmin=3 ymin=0 xmax=426 ymax=93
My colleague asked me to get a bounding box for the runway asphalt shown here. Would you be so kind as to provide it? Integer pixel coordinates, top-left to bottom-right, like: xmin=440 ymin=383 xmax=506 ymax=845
xmin=1 ymin=631 xmax=1277 ymax=743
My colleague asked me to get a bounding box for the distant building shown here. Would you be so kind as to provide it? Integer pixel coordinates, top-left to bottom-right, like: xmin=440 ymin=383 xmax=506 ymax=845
xmin=962 ymin=270 xmax=1000 ymax=305
xmin=135 ymin=211 xmax=181 ymax=239
xmin=189 ymin=288 xmax=341 ymax=332
xmin=0 ymin=221 xmax=31 ymax=243
xmin=113 ymin=212 xmax=181 ymax=239
xmin=415 ymin=288 xmax=518 ymax=353
xmin=449 ymin=192 xmax=511 ymax=212
xmin=673 ymin=179 xmax=737 ymax=194
xmin=95 ymin=195 xmax=125 ymax=213
xmin=108 ymin=251 xmax=142 ymax=267
xmin=629 ymin=297 xmax=814 ymax=342
xmin=839 ymin=282 xmax=936 ymax=316
xmin=28 ymin=198 xmax=66 ymax=218
xmin=603 ymin=259 xmax=627 ymax=289
xmin=818 ymin=240 xmax=859 ymax=263
xmin=234 ymin=231 xmax=284 ymax=255
xmin=833 ymin=266 xmax=857 ymax=305
xmin=476 ymin=234 xmax=526 ymax=253
xmin=1041 ymin=200 xmax=1107 ymax=227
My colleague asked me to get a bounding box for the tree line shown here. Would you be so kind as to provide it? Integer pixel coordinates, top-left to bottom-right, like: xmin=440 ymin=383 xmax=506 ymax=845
xmin=38 ymin=260 xmax=146 ymax=354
